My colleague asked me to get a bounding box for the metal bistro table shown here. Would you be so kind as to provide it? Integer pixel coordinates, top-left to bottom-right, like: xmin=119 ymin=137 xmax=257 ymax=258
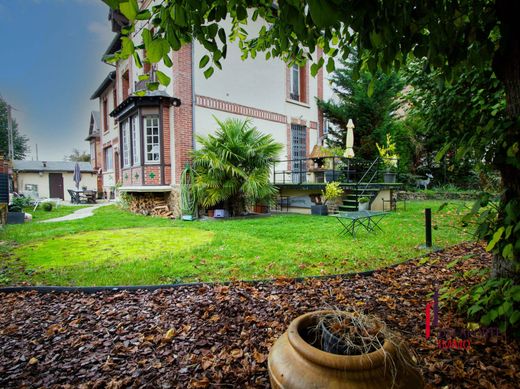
xmin=330 ymin=210 xmax=388 ymax=238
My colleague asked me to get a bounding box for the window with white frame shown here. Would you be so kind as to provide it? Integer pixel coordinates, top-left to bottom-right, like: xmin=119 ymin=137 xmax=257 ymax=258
xmin=104 ymin=146 xmax=113 ymax=171
xmin=290 ymin=65 xmax=300 ymax=100
xmin=131 ymin=115 xmax=140 ymax=165
xmin=144 ymin=115 xmax=160 ymax=163
xmin=122 ymin=120 xmax=131 ymax=167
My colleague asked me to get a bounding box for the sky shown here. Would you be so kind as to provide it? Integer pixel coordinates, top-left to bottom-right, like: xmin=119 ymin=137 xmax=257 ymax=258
xmin=0 ymin=0 xmax=114 ymax=161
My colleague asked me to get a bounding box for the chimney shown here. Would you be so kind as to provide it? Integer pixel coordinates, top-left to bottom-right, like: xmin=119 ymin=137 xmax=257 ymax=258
xmin=42 ymin=161 xmax=47 ymax=168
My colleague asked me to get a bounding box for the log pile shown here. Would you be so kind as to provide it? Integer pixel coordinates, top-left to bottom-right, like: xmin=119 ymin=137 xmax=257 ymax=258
xmin=128 ymin=193 xmax=174 ymax=218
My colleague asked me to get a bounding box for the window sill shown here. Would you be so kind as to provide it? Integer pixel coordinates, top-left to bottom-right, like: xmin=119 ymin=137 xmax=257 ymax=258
xmin=144 ymin=162 xmax=161 ymax=165
xmin=286 ymin=99 xmax=310 ymax=108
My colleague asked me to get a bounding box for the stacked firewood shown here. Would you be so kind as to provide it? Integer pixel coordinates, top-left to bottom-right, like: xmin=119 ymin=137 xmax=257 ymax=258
xmin=128 ymin=193 xmax=173 ymax=218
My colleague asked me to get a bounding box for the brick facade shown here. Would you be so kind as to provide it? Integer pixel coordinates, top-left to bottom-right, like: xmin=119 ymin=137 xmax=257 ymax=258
xmin=173 ymin=44 xmax=194 ymax=184
xmin=144 ymin=165 xmax=161 ymax=185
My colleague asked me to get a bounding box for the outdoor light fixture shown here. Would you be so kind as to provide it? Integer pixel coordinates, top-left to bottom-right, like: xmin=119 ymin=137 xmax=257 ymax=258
xmin=38 ymin=171 xmax=43 ymax=177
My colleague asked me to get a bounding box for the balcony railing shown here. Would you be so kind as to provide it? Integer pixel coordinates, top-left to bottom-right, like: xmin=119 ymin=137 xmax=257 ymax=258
xmin=272 ymin=156 xmax=399 ymax=185
xmin=134 ymin=71 xmax=157 ymax=92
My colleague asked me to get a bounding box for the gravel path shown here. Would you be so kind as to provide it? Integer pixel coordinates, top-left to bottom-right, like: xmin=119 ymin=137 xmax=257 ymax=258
xmin=41 ymin=203 xmax=111 ymax=223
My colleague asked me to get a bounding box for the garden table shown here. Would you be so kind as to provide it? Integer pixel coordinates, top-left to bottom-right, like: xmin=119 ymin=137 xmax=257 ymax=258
xmin=330 ymin=210 xmax=388 ymax=238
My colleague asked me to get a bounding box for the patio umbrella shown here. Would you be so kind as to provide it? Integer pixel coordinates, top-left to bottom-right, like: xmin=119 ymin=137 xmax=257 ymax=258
xmin=343 ymin=119 xmax=355 ymax=158
xmin=73 ymin=162 xmax=81 ymax=189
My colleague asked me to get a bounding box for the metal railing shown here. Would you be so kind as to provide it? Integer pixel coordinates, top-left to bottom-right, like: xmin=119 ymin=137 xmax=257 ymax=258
xmin=134 ymin=71 xmax=157 ymax=92
xmin=272 ymin=156 xmax=399 ymax=186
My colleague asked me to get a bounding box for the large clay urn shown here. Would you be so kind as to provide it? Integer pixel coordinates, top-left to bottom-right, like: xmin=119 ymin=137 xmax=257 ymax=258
xmin=268 ymin=311 xmax=424 ymax=388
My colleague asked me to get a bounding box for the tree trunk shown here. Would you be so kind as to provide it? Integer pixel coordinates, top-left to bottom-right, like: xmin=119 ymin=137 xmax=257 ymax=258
xmin=491 ymin=0 xmax=520 ymax=281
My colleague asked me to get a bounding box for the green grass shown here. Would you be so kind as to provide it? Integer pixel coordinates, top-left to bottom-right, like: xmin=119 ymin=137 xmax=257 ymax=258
xmin=0 ymin=201 xmax=472 ymax=286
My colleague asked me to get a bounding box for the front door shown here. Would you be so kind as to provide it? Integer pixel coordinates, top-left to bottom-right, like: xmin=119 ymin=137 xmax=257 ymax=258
xmin=49 ymin=173 xmax=64 ymax=199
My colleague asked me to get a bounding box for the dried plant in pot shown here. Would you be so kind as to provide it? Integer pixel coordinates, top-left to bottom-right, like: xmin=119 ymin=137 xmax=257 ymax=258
xmin=268 ymin=310 xmax=424 ymax=389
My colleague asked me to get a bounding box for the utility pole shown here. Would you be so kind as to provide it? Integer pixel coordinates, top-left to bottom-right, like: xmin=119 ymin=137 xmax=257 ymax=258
xmin=6 ymin=102 xmax=14 ymax=161
xmin=35 ymin=144 xmax=39 ymax=160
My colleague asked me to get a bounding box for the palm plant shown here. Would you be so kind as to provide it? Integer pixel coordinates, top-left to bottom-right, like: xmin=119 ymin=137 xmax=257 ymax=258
xmin=192 ymin=118 xmax=283 ymax=216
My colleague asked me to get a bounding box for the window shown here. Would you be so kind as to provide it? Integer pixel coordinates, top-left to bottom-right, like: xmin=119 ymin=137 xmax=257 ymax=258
xmin=290 ymin=65 xmax=300 ymax=100
xmin=24 ymin=184 xmax=38 ymax=192
xmin=103 ymin=98 xmax=108 ymax=131
xmin=122 ymin=120 xmax=131 ymax=167
xmin=144 ymin=115 xmax=160 ymax=163
xmin=104 ymin=147 xmax=113 ymax=171
xmin=289 ymin=64 xmax=307 ymax=103
xmin=131 ymin=115 xmax=140 ymax=165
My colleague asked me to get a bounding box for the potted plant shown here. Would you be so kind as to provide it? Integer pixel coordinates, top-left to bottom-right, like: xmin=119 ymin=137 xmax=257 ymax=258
xmin=7 ymin=196 xmax=31 ymax=224
xmin=268 ymin=310 xmax=424 ymax=388
xmin=358 ymin=196 xmax=370 ymax=211
xmin=310 ymin=182 xmax=343 ymax=215
xmin=376 ymin=134 xmax=399 ymax=183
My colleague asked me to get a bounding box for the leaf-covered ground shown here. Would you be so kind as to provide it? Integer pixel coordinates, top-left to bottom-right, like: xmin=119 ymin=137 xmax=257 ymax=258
xmin=1 ymin=243 xmax=518 ymax=388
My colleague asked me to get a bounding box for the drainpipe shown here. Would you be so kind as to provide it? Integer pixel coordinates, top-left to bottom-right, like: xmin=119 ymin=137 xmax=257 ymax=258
xmin=191 ymin=44 xmax=196 ymax=151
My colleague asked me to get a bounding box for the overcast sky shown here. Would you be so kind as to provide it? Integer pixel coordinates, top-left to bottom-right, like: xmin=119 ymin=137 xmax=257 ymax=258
xmin=0 ymin=0 xmax=114 ymax=161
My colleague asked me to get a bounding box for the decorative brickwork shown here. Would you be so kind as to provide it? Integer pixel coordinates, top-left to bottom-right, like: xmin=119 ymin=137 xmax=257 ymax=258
xmin=173 ymin=44 xmax=194 ymax=184
xmin=195 ymin=96 xmax=287 ymax=124
xmin=144 ymin=165 xmax=161 ymax=185
xmin=310 ymin=121 xmax=318 ymax=129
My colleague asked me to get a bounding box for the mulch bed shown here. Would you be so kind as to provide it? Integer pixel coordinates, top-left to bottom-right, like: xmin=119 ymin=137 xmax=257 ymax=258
xmin=0 ymin=242 xmax=518 ymax=388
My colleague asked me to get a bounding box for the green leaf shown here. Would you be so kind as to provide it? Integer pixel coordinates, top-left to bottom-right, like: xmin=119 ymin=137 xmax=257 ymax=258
xmin=486 ymin=226 xmax=505 ymax=251
xmin=147 ymin=82 xmax=160 ymax=91
xmin=308 ymin=0 xmax=336 ymax=27
xmin=119 ymin=0 xmax=139 ymax=22
xmin=136 ymin=9 xmax=151 ymax=21
xmin=236 ymin=5 xmax=247 ymax=20
xmin=163 ymin=54 xmax=173 ymax=67
xmin=121 ymin=37 xmax=135 ymax=57
xmin=156 ymin=70 xmax=171 ymax=86
xmin=102 ymin=0 xmax=120 ymax=10
xmin=510 ymin=310 xmax=520 ymax=324
xmin=147 ymin=39 xmax=163 ymax=63
xmin=367 ymin=79 xmax=375 ymax=97
xmin=326 ymin=57 xmax=335 ymax=73
xmin=133 ymin=52 xmax=142 ymax=68
xmin=138 ymin=74 xmax=150 ymax=81
xmin=199 ymin=55 xmax=210 ymax=69
xmin=435 ymin=142 xmax=452 ymax=163
xmin=142 ymin=29 xmax=152 ymax=47
xmin=204 ymin=67 xmax=214 ymax=79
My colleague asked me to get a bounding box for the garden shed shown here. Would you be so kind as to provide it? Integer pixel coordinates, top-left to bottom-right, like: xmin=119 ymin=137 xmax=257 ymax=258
xmin=12 ymin=160 xmax=97 ymax=201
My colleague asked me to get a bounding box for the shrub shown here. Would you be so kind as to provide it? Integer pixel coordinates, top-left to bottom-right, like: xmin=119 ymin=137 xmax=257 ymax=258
xmin=192 ymin=117 xmax=283 ymax=216
xmin=322 ymin=182 xmax=343 ymax=205
xmin=42 ymin=202 xmax=53 ymax=212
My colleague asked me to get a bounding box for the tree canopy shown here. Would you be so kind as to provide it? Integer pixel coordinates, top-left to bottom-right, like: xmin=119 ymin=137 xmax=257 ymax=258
xmin=65 ymin=148 xmax=91 ymax=162
xmin=0 ymin=98 xmax=29 ymax=160
xmin=318 ymin=56 xmax=404 ymax=161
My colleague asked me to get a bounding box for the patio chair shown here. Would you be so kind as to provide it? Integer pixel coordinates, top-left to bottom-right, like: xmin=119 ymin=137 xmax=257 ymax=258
xmin=68 ymin=189 xmax=81 ymax=204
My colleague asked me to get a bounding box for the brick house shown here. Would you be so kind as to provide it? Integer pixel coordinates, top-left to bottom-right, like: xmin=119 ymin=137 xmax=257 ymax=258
xmin=90 ymin=1 xmax=326 ymax=215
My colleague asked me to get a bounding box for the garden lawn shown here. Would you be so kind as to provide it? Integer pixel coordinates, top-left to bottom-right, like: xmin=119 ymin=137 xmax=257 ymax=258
xmin=0 ymin=201 xmax=472 ymax=286
xmin=24 ymin=205 xmax=88 ymax=222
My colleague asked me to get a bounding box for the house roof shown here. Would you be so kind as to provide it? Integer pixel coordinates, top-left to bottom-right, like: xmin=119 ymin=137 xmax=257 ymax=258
xmin=110 ymin=91 xmax=181 ymax=120
xmin=90 ymin=71 xmax=116 ymax=100
xmin=102 ymin=33 xmax=122 ymax=61
xmin=85 ymin=111 xmax=101 ymax=141
xmin=13 ymin=160 xmax=96 ymax=173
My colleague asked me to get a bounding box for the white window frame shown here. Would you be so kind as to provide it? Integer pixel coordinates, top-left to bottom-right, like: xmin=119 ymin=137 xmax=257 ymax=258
xmin=105 ymin=146 xmax=114 ymax=171
xmin=122 ymin=120 xmax=131 ymax=168
xmin=131 ymin=115 xmax=141 ymax=166
xmin=290 ymin=65 xmax=300 ymax=100
xmin=144 ymin=115 xmax=160 ymax=164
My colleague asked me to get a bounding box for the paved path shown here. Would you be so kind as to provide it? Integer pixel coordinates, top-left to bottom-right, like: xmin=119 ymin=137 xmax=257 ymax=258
xmin=41 ymin=203 xmax=110 ymax=223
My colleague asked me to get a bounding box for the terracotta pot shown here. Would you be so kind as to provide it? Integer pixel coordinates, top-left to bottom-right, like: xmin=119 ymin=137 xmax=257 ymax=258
xmin=268 ymin=311 xmax=424 ymax=389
